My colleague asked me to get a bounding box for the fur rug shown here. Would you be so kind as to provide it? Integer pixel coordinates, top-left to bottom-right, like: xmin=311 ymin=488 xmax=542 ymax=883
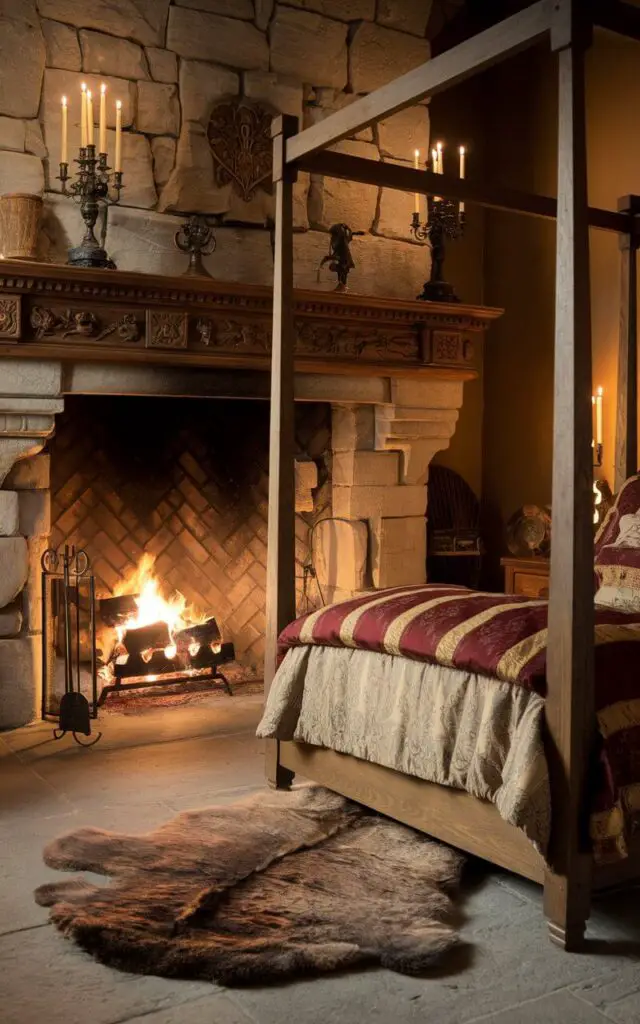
xmin=35 ymin=786 xmax=463 ymax=986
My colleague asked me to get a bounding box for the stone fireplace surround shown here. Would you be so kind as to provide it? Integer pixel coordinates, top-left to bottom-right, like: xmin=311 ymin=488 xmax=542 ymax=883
xmin=0 ymin=261 xmax=501 ymax=728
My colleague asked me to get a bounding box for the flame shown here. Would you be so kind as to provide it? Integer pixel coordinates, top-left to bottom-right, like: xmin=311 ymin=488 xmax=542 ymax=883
xmin=113 ymin=553 xmax=205 ymax=645
xmin=593 ymin=481 xmax=602 ymax=525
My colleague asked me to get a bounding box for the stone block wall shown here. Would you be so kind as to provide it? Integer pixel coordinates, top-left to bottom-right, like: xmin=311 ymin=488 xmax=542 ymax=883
xmin=0 ymin=0 xmax=433 ymax=297
xmin=0 ymin=454 xmax=50 ymax=728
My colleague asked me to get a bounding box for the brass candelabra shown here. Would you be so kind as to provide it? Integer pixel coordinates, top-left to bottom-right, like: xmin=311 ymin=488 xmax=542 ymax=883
xmin=59 ymin=145 xmax=123 ymax=269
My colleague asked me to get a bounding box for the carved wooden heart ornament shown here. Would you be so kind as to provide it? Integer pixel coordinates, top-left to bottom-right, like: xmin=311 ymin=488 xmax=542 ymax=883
xmin=207 ymin=100 xmax=274 ymax=202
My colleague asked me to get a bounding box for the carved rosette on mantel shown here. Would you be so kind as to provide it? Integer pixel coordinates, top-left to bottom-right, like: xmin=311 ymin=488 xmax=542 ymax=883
xmin=0 ymin=261 xmax=502 ymax=728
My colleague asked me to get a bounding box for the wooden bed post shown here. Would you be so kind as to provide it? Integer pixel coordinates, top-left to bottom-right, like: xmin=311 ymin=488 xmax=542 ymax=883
xmin=614 ymin=196 xmax=640 ymax=492
xmin=264 ymin=114 xmax=298 ymax=790
xmin=544 ymin=0 xmax=595 ymax=950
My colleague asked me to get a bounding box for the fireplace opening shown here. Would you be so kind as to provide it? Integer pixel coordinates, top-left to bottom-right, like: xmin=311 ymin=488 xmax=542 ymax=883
xmin=45 ymin=394 xmax=330 ymax=711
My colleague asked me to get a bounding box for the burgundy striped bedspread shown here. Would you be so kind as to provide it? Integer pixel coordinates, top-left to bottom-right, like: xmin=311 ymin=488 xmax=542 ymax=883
xmin=279 ymin=584 xmax=640 ymax=862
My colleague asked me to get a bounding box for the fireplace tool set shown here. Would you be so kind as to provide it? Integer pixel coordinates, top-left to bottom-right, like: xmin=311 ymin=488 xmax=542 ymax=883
xmin=42 ymin=548 xmax=235 ymax=743
xmin=41 ymin=545 xmax=101 ymax=746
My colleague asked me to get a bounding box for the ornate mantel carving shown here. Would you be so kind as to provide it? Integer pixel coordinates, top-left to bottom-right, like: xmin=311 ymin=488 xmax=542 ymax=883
xmin=0 ymin=262 xmax=502 ymax=380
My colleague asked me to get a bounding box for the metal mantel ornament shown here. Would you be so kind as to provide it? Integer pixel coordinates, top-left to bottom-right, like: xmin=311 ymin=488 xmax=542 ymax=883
xmin=174 ymin=215 xmax=217 ymax=277
xmin=318 ymin=224 xmax=365 ymax=291
xmin=206 ymin=98 xmax=274 ymax=202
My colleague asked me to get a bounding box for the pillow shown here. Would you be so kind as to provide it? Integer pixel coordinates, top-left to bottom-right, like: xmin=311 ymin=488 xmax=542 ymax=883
xmin=595 ymin=543 xmax=640 ymax=612
xmin=615 ymin=511 xmax=640 ymax=547
xmin=595 ymin=473 xmax=640 ymax=556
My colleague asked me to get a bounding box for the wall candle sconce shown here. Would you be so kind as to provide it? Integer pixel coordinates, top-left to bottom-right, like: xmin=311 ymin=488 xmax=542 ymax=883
xmin=592 ymin=386 xmax=603 ymax=468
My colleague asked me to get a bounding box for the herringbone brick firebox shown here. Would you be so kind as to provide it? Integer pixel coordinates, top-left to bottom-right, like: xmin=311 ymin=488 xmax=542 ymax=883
xmin=48 ymin=396 xmax=330 ymax=679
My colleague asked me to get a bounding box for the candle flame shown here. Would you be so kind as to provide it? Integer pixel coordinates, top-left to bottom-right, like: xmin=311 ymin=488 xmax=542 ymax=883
xmin=436 ymin=141 xmax=443 ymax=152
xmin=62 ymin=95 xmax=67 ymax=107
xmin=593 ymin=481 xmax=602 ymax=525
xmin=597 ymin=385 xmax=603 ymax=397
xmin=101 ymin=82 xmax=106 ymax=94
xmin=116 ymin=99 xmax=122 ymax=109
xmin=81 ymin=82 xmax=87 ymax=92
xmin=459 ymin=145 xmax=465 ymax=155
xmin=414 ymin=148 xmax=419 ymax=158
xmin=86 ymin=89 xmax=92 ymax=100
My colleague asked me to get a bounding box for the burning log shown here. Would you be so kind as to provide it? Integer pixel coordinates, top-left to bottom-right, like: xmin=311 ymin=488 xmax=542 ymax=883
xmin=99 ymin=594 xmax=139 ymax=627
xmin=122 ymin=621 xmax=171 ymax=657
xmin=175 ymin=617 xmax=221 ymax=660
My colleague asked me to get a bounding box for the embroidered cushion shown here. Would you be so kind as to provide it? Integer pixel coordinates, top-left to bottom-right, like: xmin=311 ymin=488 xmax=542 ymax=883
xmin=595 ymin=474 xmax=640 ymax=555
xmin=615 ymin=511 xmax=640 ymax=547
xmin=595 ymin=544 xmax=640 ymax=612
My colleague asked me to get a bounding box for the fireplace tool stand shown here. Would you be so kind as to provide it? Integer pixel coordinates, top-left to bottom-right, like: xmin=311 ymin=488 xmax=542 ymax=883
xmin=41 ymin=546 xmax=101 ymax=746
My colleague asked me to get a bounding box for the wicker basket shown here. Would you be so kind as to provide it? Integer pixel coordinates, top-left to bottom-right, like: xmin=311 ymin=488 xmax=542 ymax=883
xmin=0 ymin=193 xmax=43 ymax=260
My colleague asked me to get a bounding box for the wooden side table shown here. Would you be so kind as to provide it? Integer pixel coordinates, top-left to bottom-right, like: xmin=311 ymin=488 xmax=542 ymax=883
xmin=501 ymin=556 xmax=550 ymax=599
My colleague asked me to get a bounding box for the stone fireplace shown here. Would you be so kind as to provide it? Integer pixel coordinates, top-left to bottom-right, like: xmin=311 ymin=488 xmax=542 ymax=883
xmin=0 ymin=261 xmax=500 ymax=727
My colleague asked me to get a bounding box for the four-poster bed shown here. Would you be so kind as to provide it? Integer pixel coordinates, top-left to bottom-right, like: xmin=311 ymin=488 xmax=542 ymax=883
xmin=263 ymin=0 xmax=640 ymax=950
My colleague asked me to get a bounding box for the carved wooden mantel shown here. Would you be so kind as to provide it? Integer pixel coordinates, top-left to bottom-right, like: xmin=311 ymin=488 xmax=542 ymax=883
xmin=0 ymin=261 xmax=502 ymax=380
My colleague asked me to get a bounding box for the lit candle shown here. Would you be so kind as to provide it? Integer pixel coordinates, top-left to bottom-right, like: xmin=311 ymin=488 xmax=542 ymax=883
xmin=86 ymin=89 xmax=94 ymax=147
xmin=80 ymin=82 xmax=87 ymax=148
xmin=61 ymin=96 xmax=68 ymax=165
xmin=431 ymin=147 xmax=440 ymax=203
xmin=459 ymin=145 xmax=466 ymax=215
xmin=596 ymin=386 xmax=603 ymax=446
xmin=413 ymin=148 xmax=420 ymax=214
xmin=436 ymin=141 xmax=444 ymax=175
xmin=99 ymin=83 xmax=107 ymax=155
xmin=115 ymin=100 xmax=122 ymax=172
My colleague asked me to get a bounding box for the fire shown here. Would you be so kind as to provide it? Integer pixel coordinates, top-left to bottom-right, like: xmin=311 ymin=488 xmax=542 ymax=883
xmin=112 ymin=553 xmax=205 ymax=646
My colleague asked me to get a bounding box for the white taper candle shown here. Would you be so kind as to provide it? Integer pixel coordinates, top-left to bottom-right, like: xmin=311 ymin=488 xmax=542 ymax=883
xmin=99 ymin=83 xmax=107 ymax=155
xmin=115 ymin=100 xmax=122 ymax=172
xmin=80 ymin=82 xmax=87 ymax=148
xmin=86 ymin=89 xmax=94 ymax=147
xmin=61 ymin=96 xmax=68 ymax=164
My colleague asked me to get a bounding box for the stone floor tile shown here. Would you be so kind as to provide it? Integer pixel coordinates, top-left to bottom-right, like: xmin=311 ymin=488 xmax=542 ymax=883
xmin=114 ymin=992 xmax=257 ymax=1023
xmin=467 ymin=989 xmax=612 ymax=1023
xmin=590 ymin=886 xmax=640 ymax=944
xmin=9 ymin=731 xmax=264 ymax=810
xmin=0 ymin=751 xmax=72 ymax=820
xmin=2 ymin=801 xmax=177 ymax=934
xmin=572 ymin=962 xmax=640 ymax=1022
xmin=0 ymin=926 xmax=213 ymax=1024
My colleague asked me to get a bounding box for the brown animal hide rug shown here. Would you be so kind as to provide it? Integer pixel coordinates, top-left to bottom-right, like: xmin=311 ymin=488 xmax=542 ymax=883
xmin=35 ymin=786 xmax=463 ymax=986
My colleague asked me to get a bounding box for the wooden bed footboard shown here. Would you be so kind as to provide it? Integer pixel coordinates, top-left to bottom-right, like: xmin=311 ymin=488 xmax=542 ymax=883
xmin=270 ymin=739 xmax=544 ymax=883
xmin=266 ymin=739 xmax=640 ymax=948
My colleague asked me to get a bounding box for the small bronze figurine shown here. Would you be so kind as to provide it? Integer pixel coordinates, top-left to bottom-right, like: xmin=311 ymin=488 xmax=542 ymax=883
xmin=318 ymin=223 xmax=364 ymax=291
xmin=174 ymin=215 xmax=217 ymax=277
